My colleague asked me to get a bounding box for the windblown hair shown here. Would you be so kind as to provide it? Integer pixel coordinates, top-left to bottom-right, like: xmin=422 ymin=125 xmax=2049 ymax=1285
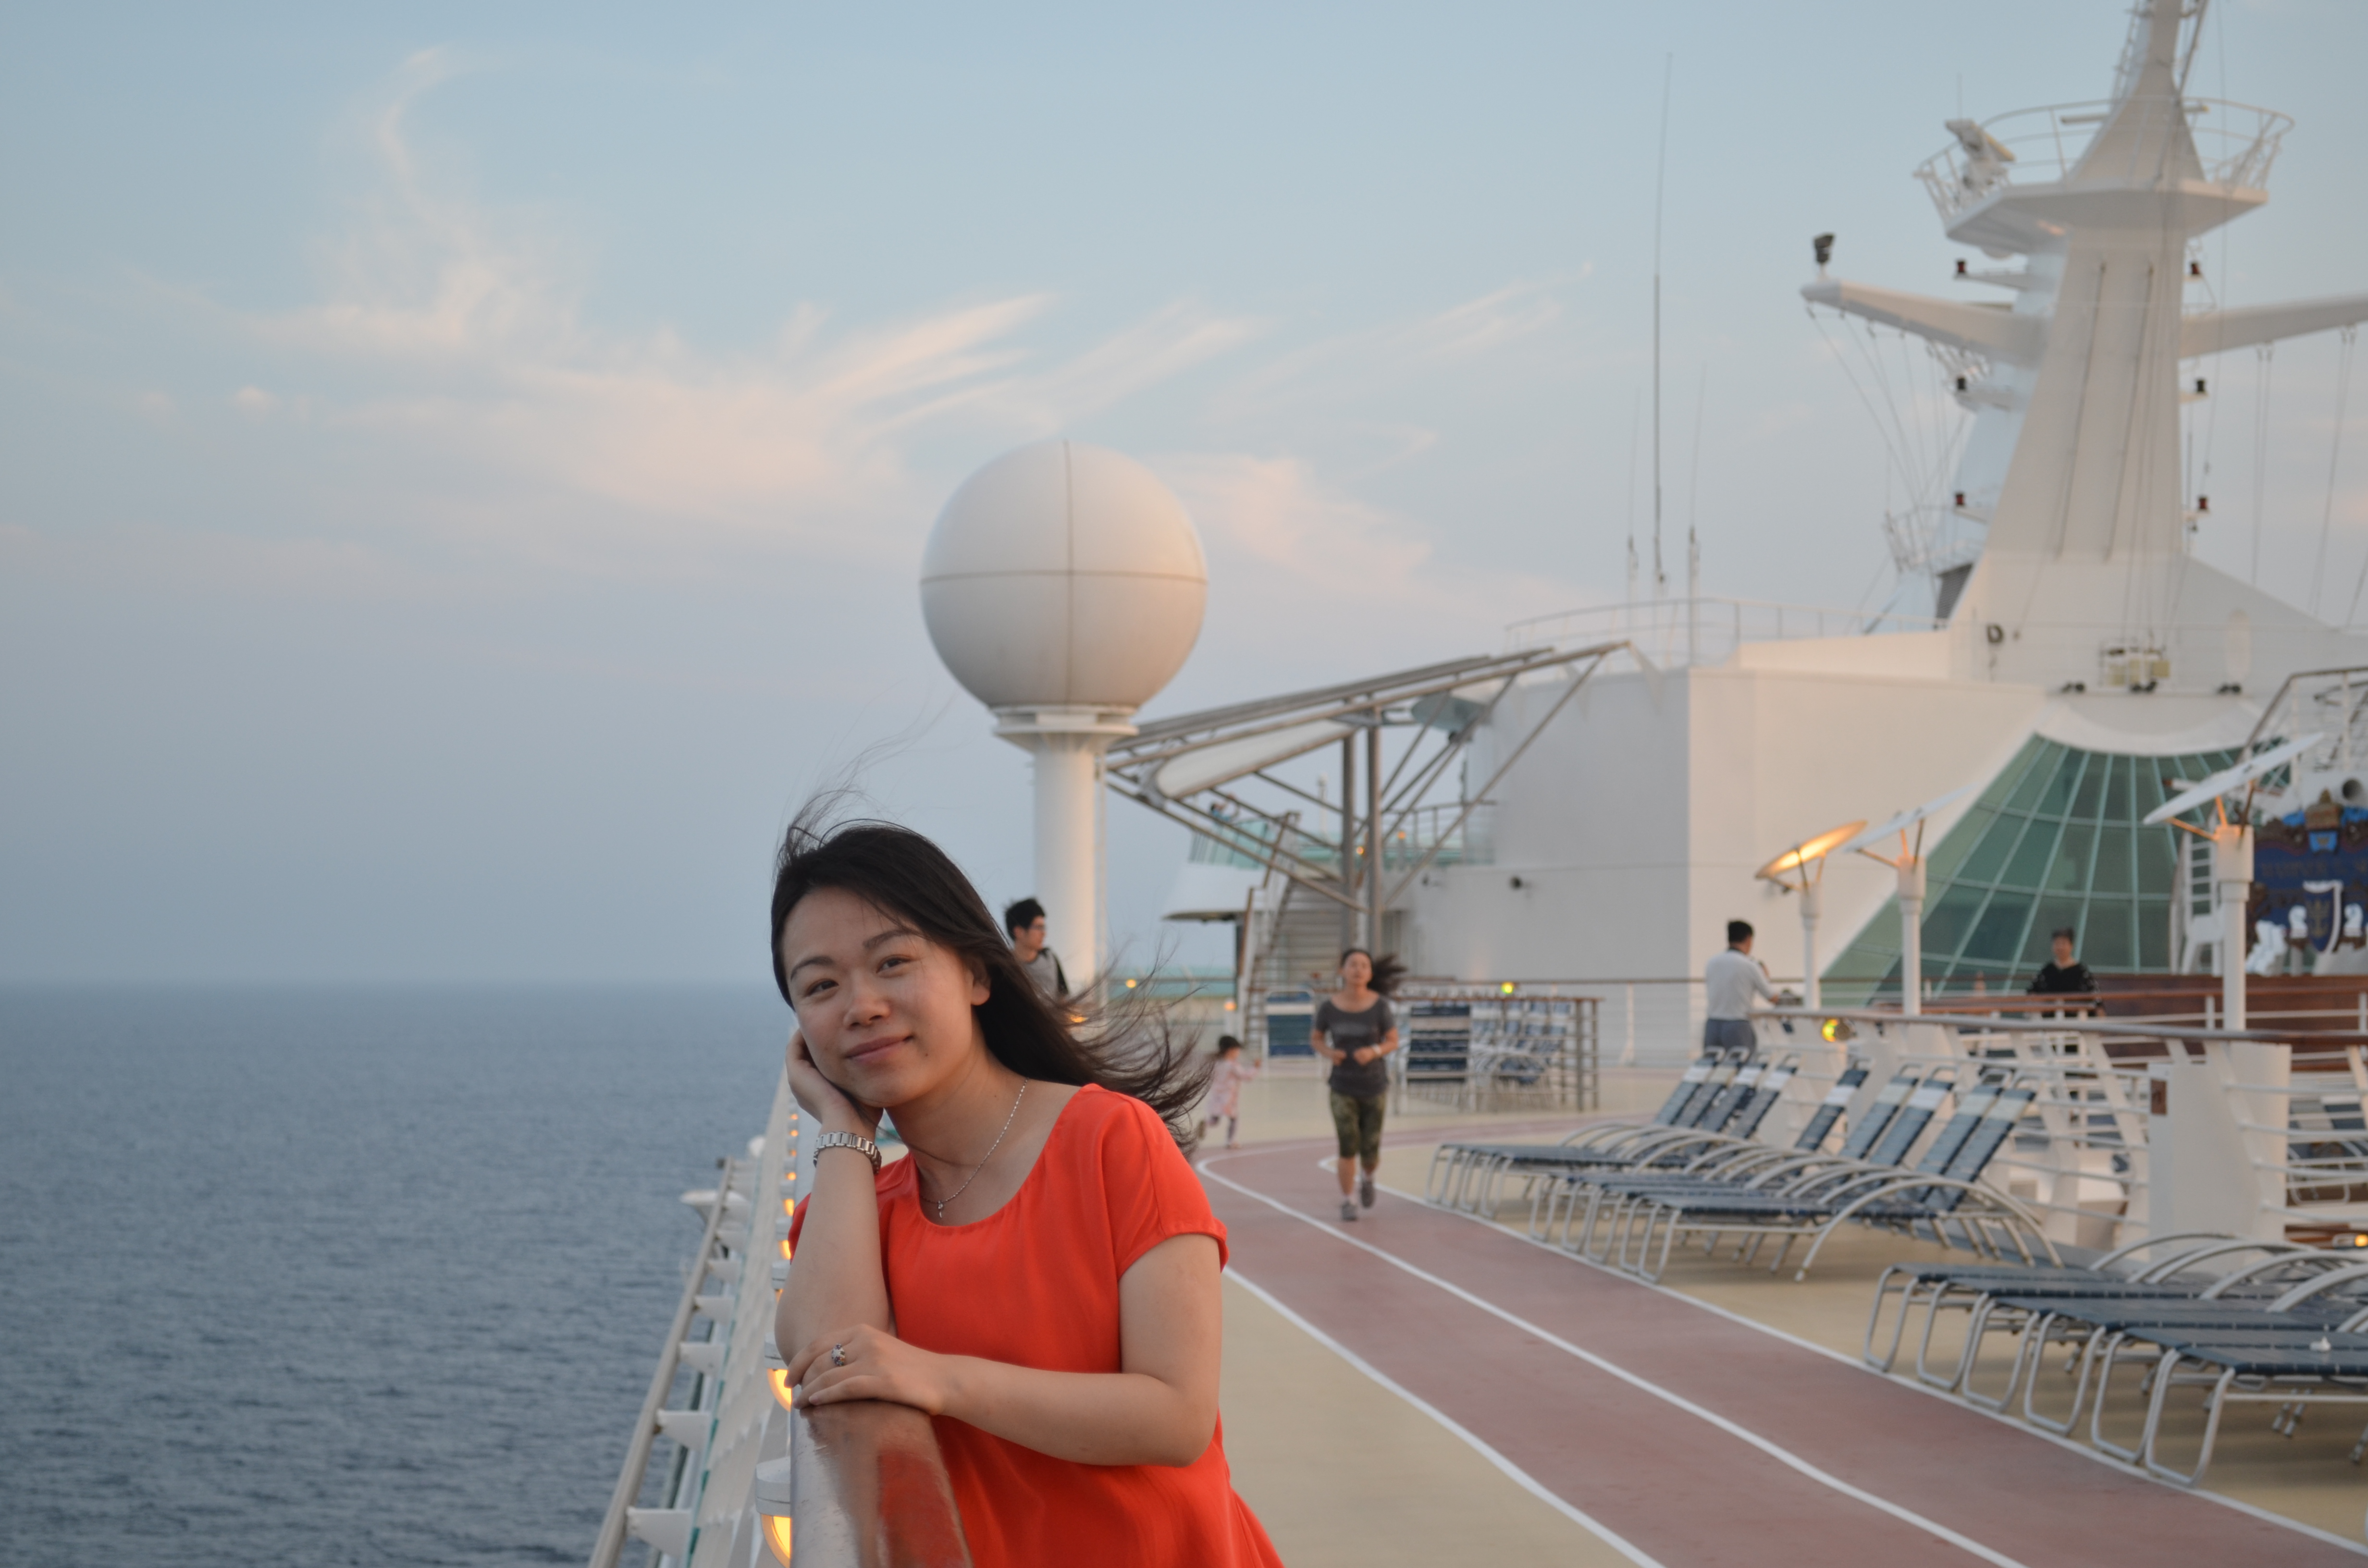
xmin=1341 ymin=946 xmax=1406 ymax=998
xmin=770 ymin=811 xmax=1211 ymax=1149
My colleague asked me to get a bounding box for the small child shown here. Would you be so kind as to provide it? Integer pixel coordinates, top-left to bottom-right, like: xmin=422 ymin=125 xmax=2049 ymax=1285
xmin=1203 ymin=1035 xmax=1258 ymax=1150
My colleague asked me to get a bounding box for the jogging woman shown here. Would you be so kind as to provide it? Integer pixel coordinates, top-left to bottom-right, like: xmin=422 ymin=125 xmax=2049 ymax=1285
xmin=773 ymin=816 xmax=1282 ymax=1566
xmin=1312 ymin=947 xmax=1400 ymax=1222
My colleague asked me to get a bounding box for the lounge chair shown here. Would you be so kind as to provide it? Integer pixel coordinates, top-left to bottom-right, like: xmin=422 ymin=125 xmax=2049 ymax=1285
xmin=1617 ymin=1083 xmax=2050 ymax=1282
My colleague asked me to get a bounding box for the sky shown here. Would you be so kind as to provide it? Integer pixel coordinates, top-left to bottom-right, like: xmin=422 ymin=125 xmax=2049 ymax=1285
xmin=4 ymin=1 xmax=2365 ymax=984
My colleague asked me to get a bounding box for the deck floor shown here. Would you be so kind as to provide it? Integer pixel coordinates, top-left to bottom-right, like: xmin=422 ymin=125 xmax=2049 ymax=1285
xmin=1209 ymin=1065 xmax=2368 ymax=1567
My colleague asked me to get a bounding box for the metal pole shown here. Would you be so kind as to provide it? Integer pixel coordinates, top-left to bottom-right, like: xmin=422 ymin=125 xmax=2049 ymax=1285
xmin=1898 ymin=857 xmax=1926 ymax=1017
xmin=1800 ymin=878 xmax=1824 ymax=1012
xmin=1366 ymin=722 xmax=1382 ymax=951
xmin=1339 ymin=734 xmax=1357 ymax=956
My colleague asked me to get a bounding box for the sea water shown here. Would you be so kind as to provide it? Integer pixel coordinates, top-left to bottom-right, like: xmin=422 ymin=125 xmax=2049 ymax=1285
xmin=0 ymin=985 xmax=785 ymax=1565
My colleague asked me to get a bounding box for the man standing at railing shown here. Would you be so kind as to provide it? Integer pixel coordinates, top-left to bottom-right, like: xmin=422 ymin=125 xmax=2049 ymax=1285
xmin=1704 ymin=920 xmax=1776 ymax=1054
xmin=2025 ymin=926 xmax=2097 ymax=1015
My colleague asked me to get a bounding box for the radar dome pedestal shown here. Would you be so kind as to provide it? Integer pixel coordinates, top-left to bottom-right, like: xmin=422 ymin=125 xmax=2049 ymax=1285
xmin=921 ymin=440 xmax=1207 ymax=989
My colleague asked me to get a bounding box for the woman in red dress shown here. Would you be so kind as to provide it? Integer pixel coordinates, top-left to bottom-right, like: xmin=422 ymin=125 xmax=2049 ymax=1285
xmin=773 ymin=818 xmax=1283 ymax=1567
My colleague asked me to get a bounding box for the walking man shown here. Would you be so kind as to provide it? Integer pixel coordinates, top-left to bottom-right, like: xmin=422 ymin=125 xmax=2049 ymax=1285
xmin=1704 ymin=919 xmax=1776 ymax=1054
xmin=1004 ymin=897 xmax=1068 ymax=1001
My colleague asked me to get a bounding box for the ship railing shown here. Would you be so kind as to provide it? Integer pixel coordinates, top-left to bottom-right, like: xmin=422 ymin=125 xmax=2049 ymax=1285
xmin=1504 ymin=596 xmax=1942 ymax=668
xmin=1913 ymin=97 xmax=2294 ymax=223
xmin=589 ymin=1155 xmax=744 ymax=1568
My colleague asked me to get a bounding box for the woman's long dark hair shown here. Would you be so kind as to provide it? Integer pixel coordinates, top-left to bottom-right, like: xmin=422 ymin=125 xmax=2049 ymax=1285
xmin=1341 ymin=946 xmax=1406 ymax=998
xmin=770 ymin=812 xmax=1212 ymax=1148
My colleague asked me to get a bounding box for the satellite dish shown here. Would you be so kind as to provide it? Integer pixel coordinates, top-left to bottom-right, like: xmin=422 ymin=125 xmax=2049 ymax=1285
xmin=2142 ymin=734 xmax=2323 ymax=827
xmin=1840 ymin=786 xmax=1973 ymax=864
xmin=1755 ymin=821 xmax=1867 ymax=885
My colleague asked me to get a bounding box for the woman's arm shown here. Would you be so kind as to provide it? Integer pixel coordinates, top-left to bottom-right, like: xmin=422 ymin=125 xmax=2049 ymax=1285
xmin=775 ymin=1033 xmax=894 ymax=1358
xmin=1351 ymin=1024 xmax=1400 ymax=1065
xmin=788 ymin=1232 xmax=1222 ymax=1468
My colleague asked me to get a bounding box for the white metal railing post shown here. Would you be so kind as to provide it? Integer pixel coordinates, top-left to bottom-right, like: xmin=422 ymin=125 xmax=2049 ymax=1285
xmin=2213 ymin=823 xmax=2253 ymax=1029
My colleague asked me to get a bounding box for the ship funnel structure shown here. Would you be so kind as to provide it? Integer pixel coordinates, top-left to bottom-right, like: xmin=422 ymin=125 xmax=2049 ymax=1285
xmin=1801 ymin=0 xmax=2368 ymax=690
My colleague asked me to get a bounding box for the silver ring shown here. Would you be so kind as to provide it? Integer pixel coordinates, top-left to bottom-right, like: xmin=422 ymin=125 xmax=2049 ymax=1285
xmin=831 ymin=1343 xmax=847 ymax=1367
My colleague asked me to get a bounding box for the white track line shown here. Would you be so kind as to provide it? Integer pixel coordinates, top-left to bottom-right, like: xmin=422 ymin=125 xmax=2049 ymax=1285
xmin=1224 ymin=1270 xmax=1666 ymax=1568
xmin=1201 ymin=1160 xmax=2032 ymax=1568
xmin=1354 ymin=1156 xmax=2368 ymax=1561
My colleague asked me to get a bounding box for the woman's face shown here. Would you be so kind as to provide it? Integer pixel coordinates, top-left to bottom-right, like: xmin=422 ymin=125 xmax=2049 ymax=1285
xmin=1341 ymin=951 xmax=1372 ymax=988
xmin=779 ymin=886 xmax=991 ymax=1108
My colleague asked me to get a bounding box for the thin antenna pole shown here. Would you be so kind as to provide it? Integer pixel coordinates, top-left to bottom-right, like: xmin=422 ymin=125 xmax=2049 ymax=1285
xmin=1652 ymin=54 xmax=1672 ymax=599
xmin=1687 ymin=361 xmax=1708 ymax=602
xmin=1624 ymin=388 xmax=1641 ymax=601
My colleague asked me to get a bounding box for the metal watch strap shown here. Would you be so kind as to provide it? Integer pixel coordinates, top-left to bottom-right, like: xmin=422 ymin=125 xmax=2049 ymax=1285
xmin=813 ymin=1130 xmax=881 ymax=1172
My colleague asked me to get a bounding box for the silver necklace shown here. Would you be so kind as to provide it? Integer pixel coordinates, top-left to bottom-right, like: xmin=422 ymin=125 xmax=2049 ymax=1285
xmin=932 ymin=1079 xmax=1026 ymax=1223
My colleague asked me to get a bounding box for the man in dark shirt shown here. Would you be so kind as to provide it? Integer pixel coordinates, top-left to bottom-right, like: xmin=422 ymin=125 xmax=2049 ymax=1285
xmin=2027 ymin=926 xmax=2097 ymax=1005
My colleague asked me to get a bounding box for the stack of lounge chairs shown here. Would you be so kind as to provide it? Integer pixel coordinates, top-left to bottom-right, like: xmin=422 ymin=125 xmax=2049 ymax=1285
xmin=1428 ymin=1048 xmax=2054 ymax=1284
xmin=1556 ymin=1067 xmax=2050 ymax=1282
xmin=1422 ymin=1044 xmax=1799 ymax=1215
xmin=1865 ymin=1234 xmax=2368 ymax=1484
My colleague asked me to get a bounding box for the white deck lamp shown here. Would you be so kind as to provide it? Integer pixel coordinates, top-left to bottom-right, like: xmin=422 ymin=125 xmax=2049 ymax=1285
xmin=753 ymin=1457 xmax=795 ymax=1564
xmin=2143 ymin=734 xmax=2322 ymax=1031
xmin=1754 ymin=820 xmax=1866 ymax=1012
xmin=1838 ymin=788 xmax=1971 ymax=1016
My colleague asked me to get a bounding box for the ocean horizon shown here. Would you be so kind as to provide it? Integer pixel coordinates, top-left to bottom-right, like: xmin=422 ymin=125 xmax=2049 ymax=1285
xmin=0 ymin=982 xmax=788 ymax=1566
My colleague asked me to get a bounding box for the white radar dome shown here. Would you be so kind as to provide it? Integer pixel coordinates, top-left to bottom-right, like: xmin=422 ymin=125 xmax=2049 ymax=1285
xmin=921 ymin=440 xmax=1207 ymax=712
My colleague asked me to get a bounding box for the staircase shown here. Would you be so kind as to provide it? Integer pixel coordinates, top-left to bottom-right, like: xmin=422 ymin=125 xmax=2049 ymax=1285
xmin=1243 ymin=877 xmax=1354 ymax=1057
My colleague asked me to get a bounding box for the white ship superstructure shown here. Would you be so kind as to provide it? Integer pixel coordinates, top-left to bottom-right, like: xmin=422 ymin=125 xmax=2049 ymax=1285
xmin=1124 ymin=0 xmax=2368 ymax=1041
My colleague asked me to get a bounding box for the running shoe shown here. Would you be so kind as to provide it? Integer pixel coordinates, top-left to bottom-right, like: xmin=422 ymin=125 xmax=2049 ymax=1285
xmin=1359 ymin=1174 xmax=1376 ymax=1209
xmin=1340 ymin=1200 xmax=1358 ymax=1223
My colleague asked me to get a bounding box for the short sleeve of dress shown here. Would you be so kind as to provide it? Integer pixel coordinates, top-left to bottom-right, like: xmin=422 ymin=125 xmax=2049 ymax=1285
xmin=1095 ymin=1092 xmax=1229 ymax=1275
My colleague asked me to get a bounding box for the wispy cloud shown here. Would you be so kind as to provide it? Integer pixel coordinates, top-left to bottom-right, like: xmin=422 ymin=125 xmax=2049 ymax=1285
xmin=1159 ymin=451 xmax=1580 ymax=678
xmin=222 ymin=52 xmax=1261 ymax=558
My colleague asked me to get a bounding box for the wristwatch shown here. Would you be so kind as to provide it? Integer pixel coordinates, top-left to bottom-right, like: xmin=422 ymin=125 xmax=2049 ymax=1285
xmin=812 ymin=1130 xmax=881 ymax=1173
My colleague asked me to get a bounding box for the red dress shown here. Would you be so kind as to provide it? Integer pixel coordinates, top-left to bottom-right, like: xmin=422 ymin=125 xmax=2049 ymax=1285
xmin=792 ymin=1084 xmax=1282 ymax=1567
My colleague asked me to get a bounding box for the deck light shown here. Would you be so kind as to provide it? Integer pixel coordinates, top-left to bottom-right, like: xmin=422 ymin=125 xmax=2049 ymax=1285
xmin=1755 ymin=820 xmax=1867 ymax=1012
xmin=764 ymin=1334 xmax=796 ymax=1410
xmin=2145 ymin=733 xmax=2325 ymax=1029
xmin=1838 ymin=789 xmax=1971 ymax=1017
xmin=753 ymin=1457 xmax=795 ymax=1563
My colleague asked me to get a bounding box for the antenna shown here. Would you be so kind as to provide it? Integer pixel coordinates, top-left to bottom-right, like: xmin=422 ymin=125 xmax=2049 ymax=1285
xmin=1687 ymin=362 xmax=1708 ymax=605
xmin=1624 ymin=388 xmax=1641 ymax=601
xmin=1652 ymin=53 xmax=1672 ymax=598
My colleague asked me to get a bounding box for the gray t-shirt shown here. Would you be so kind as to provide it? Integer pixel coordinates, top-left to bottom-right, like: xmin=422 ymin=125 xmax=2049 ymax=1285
xmin=1315 ymin=997 xmax=1395 ymax=1098
xmin=1021 ymin=947 xmax=1067 ymax=1000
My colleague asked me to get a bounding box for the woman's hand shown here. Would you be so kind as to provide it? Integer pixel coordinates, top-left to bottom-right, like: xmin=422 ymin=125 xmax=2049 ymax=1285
xmin=786 ymin=1030 xmax=881 ymax=1136
xmin=789 ymin=1323 xmax=953 ymax=1415
xmin=1351 ymin=1045 xmax=1377 ymax=1065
